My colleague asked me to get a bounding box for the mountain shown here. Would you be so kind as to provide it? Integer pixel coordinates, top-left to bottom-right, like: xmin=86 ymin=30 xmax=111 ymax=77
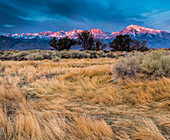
xmin=0 ymin=36 xmax=49 ymax=50
xmin=3 ymin=29 xmax=108 ymax=40
xmin=119 ymin=25 xmax=170 ymax=48
xmin=89 ymin=29 xmax=108 ymax=39
xmin=1 ymin=25 xmax=170 ymax=50
xmin=120 ymin=25 xmax=165 ymax=35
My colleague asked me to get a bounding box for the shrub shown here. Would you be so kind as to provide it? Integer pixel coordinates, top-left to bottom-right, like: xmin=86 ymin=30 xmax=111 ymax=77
xmin=53 ymin=56 xmax=60 ymax=62
xmin=18 ymin=52 xmax=29 ymax=57
xmin=142 ymin=50 xmax=170 ymax=77
xmin=112 ymin=50 xmax=170 ymax=81
xmin=59 ymin=51 xmax=71 ymax=58
xmin=25 ymin=54 xmax=35 ymax=60
xmin=70 ymin=51 xmax=90 ymax=59
xmin=14 ymin=52 xmax=29 ymax=60
xmin=42 ymin=53 xmax=51 ymax=59
xmin=0 ymin=51 xmax=4 ymax=56
xmin=112 ymin=53 xmax=143 ymax=81
xmin=34 ymin=54 xmax=44 ymax=60
xmin=89 ymin=51 xmax=99 ymax=58
xmin=106 ymin=52 xmax=115 ymax=58
xmin=96 ymin=51 xmax=105 ymax=57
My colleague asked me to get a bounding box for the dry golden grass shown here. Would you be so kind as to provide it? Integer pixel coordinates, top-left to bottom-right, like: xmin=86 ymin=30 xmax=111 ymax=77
xmin=0 ymin=58 xmax=169 ymax=140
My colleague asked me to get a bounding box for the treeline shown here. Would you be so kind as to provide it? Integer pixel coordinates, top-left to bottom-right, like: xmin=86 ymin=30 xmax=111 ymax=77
xmin=49 ymin=31 xmax=148 ymax=51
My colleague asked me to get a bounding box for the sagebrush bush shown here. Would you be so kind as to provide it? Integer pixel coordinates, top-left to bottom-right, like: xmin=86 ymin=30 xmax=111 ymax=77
xmin=0 ymin=50 xmax=142 ymax=61
xmin=34 ymin=54 xmax=44 ymax=60
xmin=59 ymin=51 xmax=71 ymax=58
xmin=70 ymin=51 xmax=90 ymax=58
xmin=106 ymin=52 xmax=115 ymax=58
xmin=112 ymin=50 xmax=170 ymax=81
xmin=14 ymin=52 xmax=29 ymax=60
xmin=25 ymin=54 xmax=35 ymax=60
xmin=112 ymin=53 xmax=143 ymax=81
xmin=142 ymin=50 xmax=170 ymax=77
xmin=89 ymin=51 xmax=99 ymax=58
xmin=53 ymin=56 xmax=60 ymax=62
xmin=96 ymin=51 xmax=105 ymax=57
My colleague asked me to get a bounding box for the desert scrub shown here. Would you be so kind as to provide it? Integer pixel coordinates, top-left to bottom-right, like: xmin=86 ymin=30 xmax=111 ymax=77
xmin=142 ymin=50 xmax=170 ymax=77
xmin=112 ymin=52 xmax=143 ymax=81
xmin=89 ymin=51 xmax=99 ymax=58
xmin=70 ymin=51 xmax=90 ymax=58
xmin=0 ymin=50 xmax=132 ymax=60
xmin=25 ymin=54 xmax=35 ymax=60
xmin=13 ymin=52 xmax=29 ymax=60
xmin=34 ymin=54 xmax=44 ymax=60
xmin=0 ymin=51 xmax=4 ymax=56
xmin=112 ymin=50 xmax=170 ymax=81
xmin=59 ymin=51 xmax=71 ymax=58
xmin=106 ymin=52 xmax=115 ymax=58
xmin=53 ymin=56 xmax=60 ymax=62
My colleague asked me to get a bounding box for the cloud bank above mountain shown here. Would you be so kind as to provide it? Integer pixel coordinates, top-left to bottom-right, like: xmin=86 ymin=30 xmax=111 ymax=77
xmin=0 ymin=0 xmax=170 ymax=34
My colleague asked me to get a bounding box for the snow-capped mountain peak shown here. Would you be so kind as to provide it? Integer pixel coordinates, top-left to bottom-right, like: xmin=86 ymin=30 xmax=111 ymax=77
xmin=120 ymin=25 xmax=165 ymax=35
xmin=1 ymin=25 xmax=170 ymax=50
xmin=2 ymin=25 xmax=168 ymax=43
xmin=88 ymin=29 xmax=108 ymax=39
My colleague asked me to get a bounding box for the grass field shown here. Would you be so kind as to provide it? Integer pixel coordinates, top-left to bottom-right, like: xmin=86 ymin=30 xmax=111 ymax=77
xmin=0 ymin=56 xmax=170 ymax=139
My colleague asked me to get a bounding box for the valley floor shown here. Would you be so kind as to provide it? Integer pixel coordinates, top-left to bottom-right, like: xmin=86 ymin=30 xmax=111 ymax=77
xmin=0 ymin=58 xmax=170 ymax=139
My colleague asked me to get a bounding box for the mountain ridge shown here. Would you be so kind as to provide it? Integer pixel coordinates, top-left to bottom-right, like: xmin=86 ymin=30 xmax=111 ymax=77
xmin=1 ymin=25 xmax=170 ymax=50
xmin=3 ymin=25 xmax=168 ymax=40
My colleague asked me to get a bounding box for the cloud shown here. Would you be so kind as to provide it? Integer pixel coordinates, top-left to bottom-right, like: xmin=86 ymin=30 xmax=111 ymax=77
xmin=0 ymin=0 xmax=170 ymax=34
xmin=142 ymin=10 xmax=170 ymax=32
xmin=3 ymin=24 xmax=16 ymax=28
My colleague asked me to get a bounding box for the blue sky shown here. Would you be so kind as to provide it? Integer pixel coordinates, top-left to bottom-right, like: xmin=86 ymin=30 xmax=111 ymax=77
xmin=0 ymin=0 xmax=170 ymax=34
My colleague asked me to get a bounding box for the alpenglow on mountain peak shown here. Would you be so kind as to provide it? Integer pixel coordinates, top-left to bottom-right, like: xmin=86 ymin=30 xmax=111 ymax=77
xmin=120 ymin=25 xmax=165 ymax=34
xmin=1 ymin=25 xmax=170 ymax=49
xmin=3 ymin=25 xmax=167 ymax=40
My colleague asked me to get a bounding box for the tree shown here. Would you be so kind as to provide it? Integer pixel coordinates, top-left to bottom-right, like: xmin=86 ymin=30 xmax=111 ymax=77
xmin=95 ymin=40 xmax=102 ymax=51
xmin=49 ymin=37 xmax=58 ymax=49
xmin=109 ymin=35 xmax=132 ymax=51
xmin=109 ymin=35 xmax=148 ymax=51
xmin=130 ymin=40 xmax=149 ymax=51
xmin=102 ymin=44 xmax=107 ymax=50
xmin=94 ymin=39 xmax=106 ymax=51
xmin=78 ymin=31 xmax=95 ymax=50
xmin=49 ymin=36 xmax=76 ymax=51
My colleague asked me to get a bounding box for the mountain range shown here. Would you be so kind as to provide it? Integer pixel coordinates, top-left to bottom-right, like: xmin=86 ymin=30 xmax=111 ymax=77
xmin=0 ymin=25 xmax=170 ymax=50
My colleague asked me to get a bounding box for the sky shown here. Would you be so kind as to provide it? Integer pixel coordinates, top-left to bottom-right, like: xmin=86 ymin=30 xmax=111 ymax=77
xmin=0 ymin=0 xmax=170 ymax=34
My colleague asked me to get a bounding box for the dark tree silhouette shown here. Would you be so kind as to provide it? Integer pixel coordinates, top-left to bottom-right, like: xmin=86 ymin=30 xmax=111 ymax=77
xmin=109 ymin=35 xmax=148 ymax=51
xmin=94 ymin=40 xmax=107 ymax=51
xmin=102 ymin=44 xmax=107 ymax=50
xmin=49 ymin=36 xmax=76 ymax=51
xmin=130 ymin=40 xmax=149 ymax=51
xmin=109 ymin=35 xmax=132 ymax=51
xmin=95 ymin=40 xmax=102 ymax=51
xmin=49 ymin=37 xmax=58 ymax=49
xmin=58 ymin=36 xmax=76 ymax=50
xmin=78 ymin=31 xmax=95 ymax=50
